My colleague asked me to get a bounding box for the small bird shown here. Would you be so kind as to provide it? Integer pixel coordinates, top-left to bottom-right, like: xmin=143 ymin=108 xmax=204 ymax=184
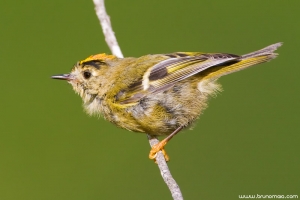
xmin=52 ymin=43 xmax=282 ymax=161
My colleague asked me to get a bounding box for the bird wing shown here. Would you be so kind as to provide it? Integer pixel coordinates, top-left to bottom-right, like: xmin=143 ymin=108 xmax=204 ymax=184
xmin=116 ymin=43 xmax=282 ymax=105
xmin=117 ymin=52 xmax=239 ymax=105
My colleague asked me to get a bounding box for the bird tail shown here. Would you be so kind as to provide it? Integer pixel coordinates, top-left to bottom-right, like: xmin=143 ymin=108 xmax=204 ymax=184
xmin=202 ymin=42 xmax=282 ymax=81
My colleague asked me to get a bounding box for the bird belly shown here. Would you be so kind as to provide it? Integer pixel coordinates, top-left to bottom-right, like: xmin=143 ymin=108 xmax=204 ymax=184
xmin=127 ymin=78 xmax=220 ymax=136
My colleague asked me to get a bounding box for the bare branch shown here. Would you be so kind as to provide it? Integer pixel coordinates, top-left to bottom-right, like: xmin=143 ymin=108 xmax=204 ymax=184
xmin=93 ymin=0 xmax=123 ymax=58
xmin=147 ymin=135 xmax=184 ymax=200
xmin=92 ymin=1 xmax=183 ymax=199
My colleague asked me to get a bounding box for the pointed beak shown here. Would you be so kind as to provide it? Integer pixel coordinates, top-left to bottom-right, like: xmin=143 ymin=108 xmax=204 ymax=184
xmin=51 ymin=74 xmax=72 ymax=81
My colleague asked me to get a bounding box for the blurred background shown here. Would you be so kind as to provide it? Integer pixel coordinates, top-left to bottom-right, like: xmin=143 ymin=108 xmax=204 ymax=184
xmin=0 ymin=0 xmax=299 ymax=199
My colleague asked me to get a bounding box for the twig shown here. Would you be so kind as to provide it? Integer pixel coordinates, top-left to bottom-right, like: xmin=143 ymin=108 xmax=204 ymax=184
xmin=92 ymin=0 xmax=183 ymax=199
xmin=93 ymin=0 xmax=123 ymax=58
xmin=147 ymin=135 xmax=184 ymax=200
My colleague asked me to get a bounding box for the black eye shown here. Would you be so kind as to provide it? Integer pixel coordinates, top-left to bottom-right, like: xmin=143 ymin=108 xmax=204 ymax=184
xmin=83 ymin=71 xmax=92 ymax=79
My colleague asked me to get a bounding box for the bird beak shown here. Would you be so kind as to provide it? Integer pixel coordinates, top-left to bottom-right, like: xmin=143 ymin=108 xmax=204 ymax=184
xmin=51 ymin=74 xmax=73 ymax=81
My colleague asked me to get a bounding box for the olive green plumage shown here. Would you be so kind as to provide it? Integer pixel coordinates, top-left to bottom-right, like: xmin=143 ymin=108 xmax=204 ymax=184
xmin=52 ymin=43 xmax=282 ymax=136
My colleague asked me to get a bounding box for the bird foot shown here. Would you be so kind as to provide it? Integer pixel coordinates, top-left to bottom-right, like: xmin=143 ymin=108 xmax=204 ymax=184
xmin=149 ymin=140 xmax=170 ymax=162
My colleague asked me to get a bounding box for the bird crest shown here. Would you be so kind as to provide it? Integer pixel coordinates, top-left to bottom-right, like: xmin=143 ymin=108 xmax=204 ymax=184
xmin=79 ymin=53 xmax=116 ymax=65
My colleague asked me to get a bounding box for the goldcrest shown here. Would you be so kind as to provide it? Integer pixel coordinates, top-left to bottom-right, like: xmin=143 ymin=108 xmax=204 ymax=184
xmin=52 ymin=43 xmax=282 ymax=161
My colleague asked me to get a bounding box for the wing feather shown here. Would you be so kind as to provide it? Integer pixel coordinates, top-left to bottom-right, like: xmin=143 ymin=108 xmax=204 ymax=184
xmin=118 ymin=53 xmax=239 ymax=104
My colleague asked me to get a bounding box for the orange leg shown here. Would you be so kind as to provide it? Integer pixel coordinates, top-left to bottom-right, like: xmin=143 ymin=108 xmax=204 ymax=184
xmin=149 ymin=126 xmax=183 ymax=162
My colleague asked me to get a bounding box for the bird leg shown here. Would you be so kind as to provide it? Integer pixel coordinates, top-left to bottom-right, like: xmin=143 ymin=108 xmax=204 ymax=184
xmin=149 ymin=126 xmax=183 ymax=162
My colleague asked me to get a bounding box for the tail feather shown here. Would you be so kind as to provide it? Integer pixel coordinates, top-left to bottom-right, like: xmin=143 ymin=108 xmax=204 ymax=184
xmin=241 ymin=42 xmax=282 ymax=59
xmin=202 ymin=42 xmax=282 ymax=81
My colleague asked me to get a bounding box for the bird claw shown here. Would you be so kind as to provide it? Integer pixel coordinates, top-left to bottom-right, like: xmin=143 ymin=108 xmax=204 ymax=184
xmin=149 ymin=141 xmax=170 ymax=162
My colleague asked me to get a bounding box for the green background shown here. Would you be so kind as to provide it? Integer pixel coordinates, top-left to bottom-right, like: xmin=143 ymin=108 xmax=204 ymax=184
xmin=1 ymin=1 xmax=299 ymax=199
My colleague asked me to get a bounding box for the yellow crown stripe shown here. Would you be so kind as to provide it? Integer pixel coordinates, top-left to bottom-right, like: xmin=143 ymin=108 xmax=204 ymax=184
xmin=79 ymin=54 xmax=116 ymax=65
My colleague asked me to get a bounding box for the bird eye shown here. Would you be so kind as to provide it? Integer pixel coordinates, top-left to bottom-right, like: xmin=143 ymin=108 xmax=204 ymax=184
xmin=83 ymin=71 xmax=92 ymax=79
